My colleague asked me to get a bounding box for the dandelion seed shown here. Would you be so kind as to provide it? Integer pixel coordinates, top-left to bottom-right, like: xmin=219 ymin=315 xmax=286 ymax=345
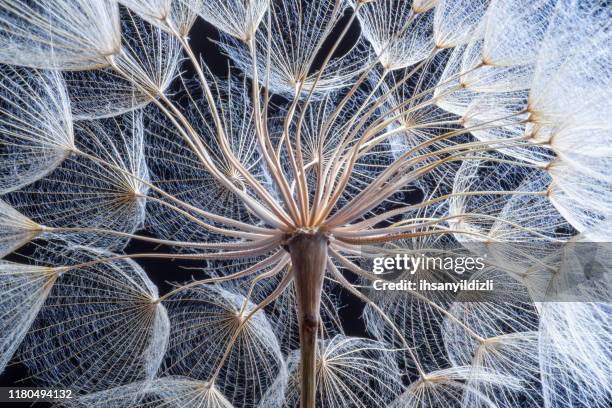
xmin=119 ymin=0 xmax=200 ymax=36
xmin=19 ymin=246 xmax=169 ymax=394
xmin=0 ymin=261 xmax=57 ymax=372
xmin=163 ymin=283 xmax=286 ymax=407
xmin=0 ymin=66 xmax=74 ymax=193
xmin=220 ymin=0 xmax=365 ymax=98
xmin=261 ymin=335 xmax=403 ymax=408
xmin=194 ymin=0 xmax=269 ymax=41
xmin=7 ymin=112 xmax=149 ymax=250
xmin=64 ymin=376 xmax=235 ymax=407
xmin=0 ymin=0 xmax=121 ymax=70
xmin=0 ymin=199 xmax=43 ymax=257
xmin=65 ymin=11 xmax=182 ymax=120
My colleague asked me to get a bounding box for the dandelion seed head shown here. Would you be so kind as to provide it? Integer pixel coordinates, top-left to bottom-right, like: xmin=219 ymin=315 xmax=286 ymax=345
xmin=0 ymin=0 xmax=610 ymax=406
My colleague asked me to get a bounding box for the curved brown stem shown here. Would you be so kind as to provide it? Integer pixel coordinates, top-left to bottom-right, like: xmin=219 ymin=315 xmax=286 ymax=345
xmin=285 ymin=230 xmax=329 ymax=408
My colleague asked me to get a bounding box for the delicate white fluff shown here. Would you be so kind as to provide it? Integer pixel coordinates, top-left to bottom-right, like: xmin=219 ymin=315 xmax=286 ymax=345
xmin=462 ymin=92 xmax=553 ymax=164
xmin=483 ymin=0 xmax=557 ymax=66
xmin=0 ymin=0 xmax=120 ymax=70
xmin=7 ymin=112 xmax=149 ymax=250
xmin=539 ymin=300 xmax=612 ymax=408
xmin=163 ymin=284 xmax=286 ymax=407
xmin=119 ymin=0 xmax=200 ymax=36
xmin=0 ymin=66 xmax=74 ymax=193
xmin=0 ymin=261 xmax=57 ymax=373
xmin=359 ymin=1 xmax=435 ymax=70
xmin=66 ymin=13 xmax=182 ymax=120
xmin=443 ymin=268 xmax=541 ymax=407
xmin=524 ymin=0 xmax=611 ymax=235
xmin=259 ymin=335 xmax=403 ymax=407
xmin=363 ymin=234 xmax=460 ymax=373
xmin=145 ymin=77 xmax=267 ymax=243
xmin=547 ymin=160 xmax=612 ymax=235
xmin=193 ymin=0 xmax=269 ymax=41
xmin=433 ymin=0 xmax=489 ymax=48
xmin=221 ymin=0 xmax=365 ymax=98
xmin=459 ymin=22 xmax=536 ymax=92
xmin=529 ymin=0 xmax=610 ymax=129
xmin=434 ymin=44 xmax=480 ymax=116
xmin=379 ymin=60 xmax=460 ymax=197
xmin=64 ymin=377 xmax=235 ymax=407
xmin=0 ymin=200 xmax=42 ymax=258
xmin=546 ymin=125 xmax=612 ymax=181
xmin=391 ymin=366 xmax=522 ymax=407
xmin=19 ymin=246 xmax=169 ymax=394
xmin=448 ymin=160 xmax=534 ymax=242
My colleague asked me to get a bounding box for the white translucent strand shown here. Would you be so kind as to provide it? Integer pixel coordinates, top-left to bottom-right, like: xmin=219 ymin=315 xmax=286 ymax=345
xmin=484 ymin=173 xmax=570 ymax=273
xmin=391 ymin=366 xmax=521 ymax=408
xmin=0 ymin=0 xmax=121 ymax=70
xmin=545 ymin=125 xmax=612 ymax=182
xmin=433 ymin=0 xmax=489 ymax=48
xmin=461 ymin=332 xmax=540 ymax=408
xmin=358 ymin=1 xmax=435 ymax=71
xmin=259 ymin=335 xmax=404 ymax=408
xmin=220 ymin=0 xmax=362 ymax=98
xmin=483 ymin=0 xmax=557 ymax=66
xmin=194 ymin=0 xmax=269 ymax=41
xmin=162 ymin=284 xmax=286 ymax=407
xmin=460 ymin=22 xmax=536 ymax=93
xmin=145 ymin=76 xmax=267 ymax=230
xmin=19 ymin=246 xmax=169 ymax=394
xmin=283 ymin=89 xmax=396 ymax=210
xmin=547 ymin=160 xmax=612 ymax=236
xmin=356 ymin=228 xmax=470 ymax=375
xmin=539 ymin=301 xmax=612 ymax=408
xmin=7 ymin=112 xmax=150 ymax=250
xmin=112 ymin=12 xmax=183 ymax=103
xmin=434 ymin=44 xmax=480 ymax=116
xmin=461 ymin=91 xmax=553 ymax=164
xmin=448 ymin=159 xmax=533 ymax=244
xmin=363 ymin=265 xmax=457 ymax=372
xmin=0 ymin=199 xmax=42 ymax=258
xmin=64 ymin=376 xmax=235 ymax=408
xmin=497 ymin=224 xmax=612 ymax=305
xmin=525 ymin=0 xmax=611 ymax=234
xmin=529 ymin=0 xmax=610 ymax=129
xmin=378 ymin=63 xmax=469 ymax=197
xmin=435 ymin=21 xmax=535 ymax=118
xmin=489 ymin=170 xmax=565 ymax=239
xmin=0 ymin=261 xmax=57 ymax=373
xmin=0 ymin=66 xmax=74 ymax=193
xmin=119 ymin=0 xmax=200 ymax=36
xmin=67 ymin=13 xmax=182 ymax=120
xmin=442 ymin=268 xmax=541 ymax=407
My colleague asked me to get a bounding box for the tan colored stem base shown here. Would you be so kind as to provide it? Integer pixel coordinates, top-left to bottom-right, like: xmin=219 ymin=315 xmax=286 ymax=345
xmin=286 ymin=230 xmax=328 ymax=408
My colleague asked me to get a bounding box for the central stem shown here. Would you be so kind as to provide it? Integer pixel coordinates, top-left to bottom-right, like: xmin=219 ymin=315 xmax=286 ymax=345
xmin=286 ymin=230 xmax=328 ymax=408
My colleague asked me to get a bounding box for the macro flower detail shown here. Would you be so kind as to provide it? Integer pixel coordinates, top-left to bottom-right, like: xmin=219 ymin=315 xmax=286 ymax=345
xmin=0 ymin=1 xmax=610 ymax=408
